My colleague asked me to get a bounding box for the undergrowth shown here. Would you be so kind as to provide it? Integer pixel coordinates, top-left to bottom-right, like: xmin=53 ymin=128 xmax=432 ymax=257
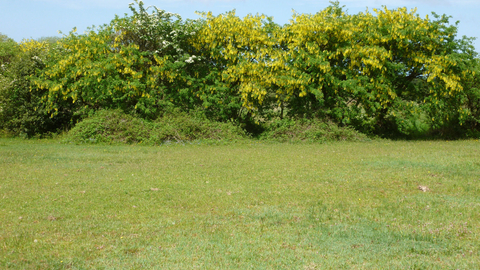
xmin=63 ymin=109 xmax=246 ymax=145
xmin=63 ymin=110 xmax=370 ymax=144
xmin=259 ymin=118 xmax=369 ymax=142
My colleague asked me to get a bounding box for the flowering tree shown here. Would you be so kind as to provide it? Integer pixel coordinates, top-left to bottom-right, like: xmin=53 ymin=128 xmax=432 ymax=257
xmin=11 ymin=1 xmax=478 ymax=137
xmin=279 ymin=3 xmax=477 ymax=135
xmin=0 ymin=38 xmax=72 ymax=136
xmin=195 ymin=2 xmax=478 ymax=136
xmin=34 ymin=0 xmax=208 ymax=119
xmin=0 ymin=33 xmax=19 ymax=66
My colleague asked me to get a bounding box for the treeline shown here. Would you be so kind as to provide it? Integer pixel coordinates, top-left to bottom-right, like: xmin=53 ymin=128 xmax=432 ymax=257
xmin=0 ymin=0 xmax=479 ymax=139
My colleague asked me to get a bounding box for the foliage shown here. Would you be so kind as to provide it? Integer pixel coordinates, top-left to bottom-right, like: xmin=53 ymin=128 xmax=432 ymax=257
xmin=194 ymin=10 xmax=282 ymax=120
xmin=2 ymin=1 xmax=479 ymax=139
xmin=33 ymin=0 xmax=221 ymax=121
xmin=64 ymin=109 xmax=246 ymax=144
xmin=259 ymin=117 xmax=369 ymax=142
xmin=0 ymin=38 xmax=72 ymax=136
xmin=461 ymin=58 xmax=480 ymax=129
xmin=195 ymin=2 xmax=478 ymax=136
xmin=34 ymin=24 xmax=150 ymax=117
xmin=0 ymin=33 xmax=20 ymax=66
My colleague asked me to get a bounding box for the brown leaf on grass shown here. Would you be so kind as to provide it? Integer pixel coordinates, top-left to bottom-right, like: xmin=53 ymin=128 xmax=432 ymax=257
xmin=47 ymin=216 xmax=59 ymax=221
xmin=80 ymin=191 xmax=86 ymax=194
xmin=150 ymin=188 xmax=159 ymax=191
xmin=418 ymin=185 xmax=430 ymax=192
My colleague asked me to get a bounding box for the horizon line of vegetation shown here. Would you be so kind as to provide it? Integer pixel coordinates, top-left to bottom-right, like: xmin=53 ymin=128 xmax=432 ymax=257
xmin=0 ymin=0 xmax=479 ymax=141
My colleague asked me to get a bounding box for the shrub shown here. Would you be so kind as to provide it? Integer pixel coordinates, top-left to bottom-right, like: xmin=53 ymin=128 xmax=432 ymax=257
xmin=259 ymin=118 xmax=369 ymax=142
xmin=64 ymin=109 xmax=246 ymax=144
xmin=461 ymin=58 xmax=480 ymax=135
xmin=0 ymin=33 xmax=20 ymax=66
xmin=0 ymin=38 xmax=73 ymax=137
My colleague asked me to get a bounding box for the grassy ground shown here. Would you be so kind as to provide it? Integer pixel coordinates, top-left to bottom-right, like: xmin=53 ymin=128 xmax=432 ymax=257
xmin=1 ymin=138 xmax=479 ymax=269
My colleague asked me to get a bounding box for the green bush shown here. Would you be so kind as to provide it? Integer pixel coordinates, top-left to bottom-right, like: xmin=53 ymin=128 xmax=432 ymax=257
xmin=0 ymin=38 xmax=73 ymax=137
xmin=0 ymin=33 xmax=19 ymax=66
xmin=63 ymin=109 xmax=247 ymax=144
xmin=462 ymin=58 xmax=480 ymax=134
xmin=259 ymin=118 xmax=369 ymax=142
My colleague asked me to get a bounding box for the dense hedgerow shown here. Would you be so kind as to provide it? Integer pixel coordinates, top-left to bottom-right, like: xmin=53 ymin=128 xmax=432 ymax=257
xmin=1 ymin=1 xmax=479 ymax=139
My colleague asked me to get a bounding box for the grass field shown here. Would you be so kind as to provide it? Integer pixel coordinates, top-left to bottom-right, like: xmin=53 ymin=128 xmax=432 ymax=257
xmin=1 ymin=138 xmax=479 ymax=269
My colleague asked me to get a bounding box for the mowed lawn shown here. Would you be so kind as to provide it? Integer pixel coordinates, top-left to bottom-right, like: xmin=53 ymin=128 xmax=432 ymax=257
xmin=1 ymin=138 xmax=479 ymax=269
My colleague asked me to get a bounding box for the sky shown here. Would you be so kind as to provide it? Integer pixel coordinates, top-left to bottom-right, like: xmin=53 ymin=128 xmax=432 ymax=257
xmin=1 ymin=0 xmax=479 ymax=53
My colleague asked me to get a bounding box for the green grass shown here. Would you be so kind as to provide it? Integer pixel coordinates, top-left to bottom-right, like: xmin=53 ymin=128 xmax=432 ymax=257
xmin=1 ymin=138 xmax=479 ymax=269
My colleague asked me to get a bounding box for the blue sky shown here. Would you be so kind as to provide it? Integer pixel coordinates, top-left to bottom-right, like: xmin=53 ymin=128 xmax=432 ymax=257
xmin=1 ymin=0 xmax=479 ymax=53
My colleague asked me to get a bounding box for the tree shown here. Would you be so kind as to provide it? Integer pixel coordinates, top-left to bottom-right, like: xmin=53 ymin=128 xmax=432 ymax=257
xmin=460 ymin=57 xmax=480 ymax=134
xmin=34 ymin=0 xmax=212 ymax=120
xmin=0 ymin=33 xmax=20 ymax=66
xmin=0 ymin=38 xmax=71 ymax=136
xmin=196 ymin=2 xmax=477 ymax=136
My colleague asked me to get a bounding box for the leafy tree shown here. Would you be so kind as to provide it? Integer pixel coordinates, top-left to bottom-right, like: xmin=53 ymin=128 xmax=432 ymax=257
xmin=194 ymin=10 xmax=289 ymax=127
xmin=0 ymin=39 xmax=71 ymax=136
xmin=34 ymin=0 xmax=215 ymax=120
xmin=460 ymin=57 xmax=480 ymax=134
xmin=195 ymin=2 xmax=477 ymax=136
xmin=0 ymin=33 xmax=20 ymax=66
xmin=111 ymin=0 xmax=246 ymax=122
xmin=282 ymin=3 xmax=477 ymax=136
